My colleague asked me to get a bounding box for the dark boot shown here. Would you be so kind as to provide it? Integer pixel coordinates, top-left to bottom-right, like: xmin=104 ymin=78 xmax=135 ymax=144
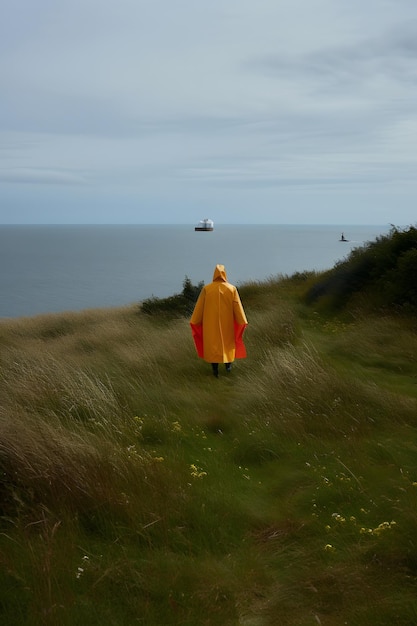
xmin=225 ymin=363 xmax=232 ymax=373
xmin=211 ymin=363 xmax=219 ymax=378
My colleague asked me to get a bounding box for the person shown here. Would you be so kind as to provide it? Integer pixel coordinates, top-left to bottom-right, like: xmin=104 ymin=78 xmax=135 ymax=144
xmin=190 ymin=264 xmax=248 ymax=377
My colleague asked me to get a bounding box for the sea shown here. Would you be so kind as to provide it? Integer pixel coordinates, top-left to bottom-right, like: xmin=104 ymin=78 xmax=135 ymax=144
xmin=0 ymin=224 xmax=392 ymax=319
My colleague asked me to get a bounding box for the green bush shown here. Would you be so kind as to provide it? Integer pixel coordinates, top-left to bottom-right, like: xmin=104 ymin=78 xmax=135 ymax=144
xmin=382 ymin=247 xmax=417 ymax=309
xmin=305 ymin=225 xmax=417 ymax=312
xmin=141 ymin=275 xmax=204 ymax=317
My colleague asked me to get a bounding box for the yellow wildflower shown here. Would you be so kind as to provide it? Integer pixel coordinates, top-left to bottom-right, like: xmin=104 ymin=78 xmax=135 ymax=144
xmin=190 ymin=463 xmax=207 ymax=479
xmin=324 ymin=544 xmax=336 ymax=553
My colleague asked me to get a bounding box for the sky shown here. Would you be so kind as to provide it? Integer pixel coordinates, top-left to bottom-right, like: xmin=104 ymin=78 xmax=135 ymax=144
xmin=1 ymin=0 xmax=417 ymax=225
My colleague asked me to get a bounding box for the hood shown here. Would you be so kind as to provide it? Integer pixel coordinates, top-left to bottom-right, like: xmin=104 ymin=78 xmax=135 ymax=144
xmin=213 ymin=264 xmax=227 ymax=282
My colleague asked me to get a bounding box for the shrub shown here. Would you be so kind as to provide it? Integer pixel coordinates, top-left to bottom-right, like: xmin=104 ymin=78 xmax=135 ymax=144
xmin=305 ymin=225 xmax=417 ymax=312
xmin=141 ymin=276 xmax=204 ymax=317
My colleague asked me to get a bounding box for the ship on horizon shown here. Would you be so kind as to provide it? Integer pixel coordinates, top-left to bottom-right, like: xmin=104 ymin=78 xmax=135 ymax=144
xmin=195 ymin=218 xmax=214 ymax=232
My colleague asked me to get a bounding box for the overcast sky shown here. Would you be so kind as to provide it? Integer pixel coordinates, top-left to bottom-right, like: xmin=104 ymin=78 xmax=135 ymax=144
xmin=1 ymin=0 xmax=417 ymax=225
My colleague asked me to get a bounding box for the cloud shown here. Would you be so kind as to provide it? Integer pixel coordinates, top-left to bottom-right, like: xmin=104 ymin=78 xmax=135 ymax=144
xmin=246 ymin=19 xmax=417 ymax=88
xmin=1 ymin=0 xmax=417 ymax=224
xmin=0 ymin=167 xmax=88 ymax=186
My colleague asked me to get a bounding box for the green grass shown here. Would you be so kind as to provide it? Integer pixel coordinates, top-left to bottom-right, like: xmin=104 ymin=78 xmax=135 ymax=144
xmin=1 ymin=277 xmax=417 ymax=625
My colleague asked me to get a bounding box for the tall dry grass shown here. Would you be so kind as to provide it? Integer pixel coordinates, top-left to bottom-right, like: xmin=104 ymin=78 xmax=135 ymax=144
xmin=1 ymin=281 xmax=417 ymax=625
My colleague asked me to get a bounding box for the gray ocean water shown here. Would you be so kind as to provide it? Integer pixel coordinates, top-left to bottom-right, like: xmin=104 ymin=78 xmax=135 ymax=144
xmin=0 ymin=224 xmax=391 ymax=319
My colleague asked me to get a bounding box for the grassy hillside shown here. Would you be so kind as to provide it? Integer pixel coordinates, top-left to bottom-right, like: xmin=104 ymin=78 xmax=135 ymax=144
xmin=1 ymin=267 xmax=417 ymax=625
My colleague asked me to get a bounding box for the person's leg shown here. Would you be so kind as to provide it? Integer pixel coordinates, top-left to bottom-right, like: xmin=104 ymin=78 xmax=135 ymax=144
xmin=225 ymin=363 xmax=232 ymax=373
xmin=211 ymin=363 xmax=219 ymax=377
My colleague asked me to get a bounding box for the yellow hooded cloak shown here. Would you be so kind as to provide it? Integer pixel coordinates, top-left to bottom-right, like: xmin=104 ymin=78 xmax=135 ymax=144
xmin=190 ymin=264 xmax=248 ymax=363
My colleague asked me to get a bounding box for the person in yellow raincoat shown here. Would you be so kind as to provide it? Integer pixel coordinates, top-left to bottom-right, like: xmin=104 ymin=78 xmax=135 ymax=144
xmin=190 ymin=264 xmax=248 ymax=377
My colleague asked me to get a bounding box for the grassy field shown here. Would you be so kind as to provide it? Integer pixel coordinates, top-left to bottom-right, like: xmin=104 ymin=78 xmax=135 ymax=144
xmin=1 ymin=274 xmax=417 ymax=625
